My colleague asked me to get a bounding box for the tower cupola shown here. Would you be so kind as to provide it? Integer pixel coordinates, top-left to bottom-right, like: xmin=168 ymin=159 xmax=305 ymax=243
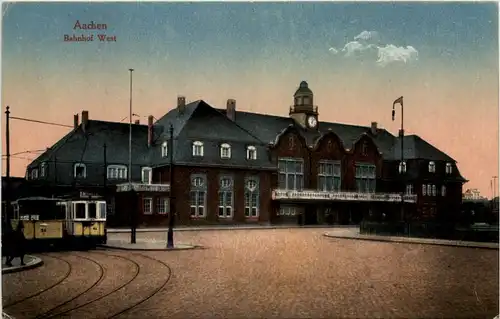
xmin=290 ymin=81 xmax=319 ymax=130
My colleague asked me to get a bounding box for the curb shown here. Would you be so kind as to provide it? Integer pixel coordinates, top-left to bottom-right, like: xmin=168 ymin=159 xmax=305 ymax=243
xmin=107 ymin=225 xmax=354 ymax=233
xmin=100 ymin=244 xmax=202 ymax=252
xmin=323 ymin=233 xmax=499 ymax=250
xmin=2 ymin=255 xmax=44 ymax=274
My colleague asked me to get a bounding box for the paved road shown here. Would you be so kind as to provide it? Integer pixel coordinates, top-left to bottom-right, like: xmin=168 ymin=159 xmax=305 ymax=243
xmin=3 ymin=228 xmax=499 ymax=318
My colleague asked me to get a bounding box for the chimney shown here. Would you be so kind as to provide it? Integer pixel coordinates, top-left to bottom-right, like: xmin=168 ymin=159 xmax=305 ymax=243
xmin=370 ymin=122 xmax=378 ymax=135
xmin=226 ymin=99 xmax=236 ymax=121
xmin=177 ymin=96 xmax=186 ymax=113
xmin=147 ymin=115 xmax=154 ymax=147
xmin=81 ymin=110 xmax=89 ymax=132
xmin=73 ymin=114 xmax=79 ymax=130
xmin=134 ymin=119 xmax=140 ymax=125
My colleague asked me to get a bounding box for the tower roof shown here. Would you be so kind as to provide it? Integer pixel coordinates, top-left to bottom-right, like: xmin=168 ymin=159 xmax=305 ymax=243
xmin=294 ymin=81 xmax=313 ymax=96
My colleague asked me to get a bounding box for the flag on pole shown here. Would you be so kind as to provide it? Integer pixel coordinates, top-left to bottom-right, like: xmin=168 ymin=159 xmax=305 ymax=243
xmin=392 ymin=96 xmax=403 ymax=121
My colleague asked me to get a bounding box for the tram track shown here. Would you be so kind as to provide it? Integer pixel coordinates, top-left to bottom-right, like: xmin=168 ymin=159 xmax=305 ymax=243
xmin=3 ymin=254 xmax=73 ymax=309
xmin=34 ymin=253 xmax=106 ymax=319
xmin=3 ymin=249 xmax=173 ymax=319
xmin=40 ymin=251 xmax=141 ymax=319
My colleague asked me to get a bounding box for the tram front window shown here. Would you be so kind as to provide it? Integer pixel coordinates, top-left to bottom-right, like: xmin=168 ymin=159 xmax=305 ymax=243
xmin=75 ymin=203 xmax=86 ymax=219
xmin=88 ymin=202 xmax=97 ymax=219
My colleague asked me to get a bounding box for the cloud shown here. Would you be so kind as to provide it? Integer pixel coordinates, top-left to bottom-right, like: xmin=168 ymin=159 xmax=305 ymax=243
xmin=329 ymin=30 xmax=419 ymax=67
xmin=353 ymin=30 xmax=379 ymax=42
xmin=341 ymin=41 xmax=376 ymax=57
xmin=328 ymin=47 xmax=339 ymax=54
xmin=376 ymin=44 xmax=418 ymax=67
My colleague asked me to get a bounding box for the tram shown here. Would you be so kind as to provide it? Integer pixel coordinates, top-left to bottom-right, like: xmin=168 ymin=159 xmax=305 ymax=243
xmin=9 ymin=196 xmax=107 ymax=250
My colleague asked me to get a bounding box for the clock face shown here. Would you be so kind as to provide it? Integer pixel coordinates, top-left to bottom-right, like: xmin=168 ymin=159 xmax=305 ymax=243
xmin=307 ymin=116 xmax=317 ymax=128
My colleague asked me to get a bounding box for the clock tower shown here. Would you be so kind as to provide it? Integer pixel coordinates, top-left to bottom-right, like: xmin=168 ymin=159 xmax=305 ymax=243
xmin=289 ymin=81 xmax=319 ymax=130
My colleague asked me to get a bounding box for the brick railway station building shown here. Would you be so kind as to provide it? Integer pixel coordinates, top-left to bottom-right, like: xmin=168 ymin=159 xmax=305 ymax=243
xmin=25 ymin=81 xmax=466 ymax=227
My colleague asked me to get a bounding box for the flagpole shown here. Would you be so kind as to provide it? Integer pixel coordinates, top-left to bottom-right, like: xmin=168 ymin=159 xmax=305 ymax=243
xmin=393 ymin=96 xmax=405 ymax=228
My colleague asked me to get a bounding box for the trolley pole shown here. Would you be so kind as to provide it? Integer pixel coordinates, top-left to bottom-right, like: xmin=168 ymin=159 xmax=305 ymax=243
xmin=167 ymin=124 xmax=174 ymax=248
xmin=5 ymin=106 xmax=11 ymax=224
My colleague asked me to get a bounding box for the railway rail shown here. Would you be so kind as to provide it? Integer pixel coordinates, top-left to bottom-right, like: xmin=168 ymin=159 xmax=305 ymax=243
xmin=2 ymin=249 xmax=172 ymax=319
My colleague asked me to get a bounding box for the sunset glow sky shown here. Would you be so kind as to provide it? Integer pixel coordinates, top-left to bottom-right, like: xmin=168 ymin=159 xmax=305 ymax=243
xmin=2 ymin=2 xmax=498 ymax=197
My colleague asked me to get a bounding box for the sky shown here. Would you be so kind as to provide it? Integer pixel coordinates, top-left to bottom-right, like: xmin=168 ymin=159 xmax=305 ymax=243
xmin=1 ymin=2 xmax=498 ymax=198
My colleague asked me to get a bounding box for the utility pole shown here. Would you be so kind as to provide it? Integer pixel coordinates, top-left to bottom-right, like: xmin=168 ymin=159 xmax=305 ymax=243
xmin=167 ymin=124 xmax=175 ymax=248
xmin=392 ymin=97 xmax=405 ymax=227
xmin=128 ymin=68 xmax=136 ymax=244
xmin=5 ymin=106 xmax=11 ymax=224
xmin=103 ymin=143 xmax=107 ymax=192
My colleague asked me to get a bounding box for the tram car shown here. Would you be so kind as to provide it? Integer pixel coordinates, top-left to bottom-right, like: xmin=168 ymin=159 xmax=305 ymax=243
xmin=9 ymin=196 xmax=107 ymax=251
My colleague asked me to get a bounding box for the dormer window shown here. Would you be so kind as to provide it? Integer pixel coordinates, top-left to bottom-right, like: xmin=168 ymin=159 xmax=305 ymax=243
xmin=74 ymin=163 xmax=87 ymax=178
xmin=192 ymin=141 xmax=204 ymax=157
xmin=220 ymin=143 xmax=231 ymax=159
xmin=40 ymin=162 xmax=47 ymax=177
xmin=161 ymin=141 xmax=168 ymax=158
xmin=141 ymin=167 xmax=152 ymax=184
xmin=246 ymin=145 xmax=257 ymax=160
xmin=107 ymin=165 xmax=127 ymax=180
xmin=428 ymin=161 xmax=436 ymax=173
xmin=445 ymin=162 xmax=453 ymax=174
xmin=398 ymin=161 xmax=407 ymax=174
xmin=31 ymin=168 xmax=39 ymax=180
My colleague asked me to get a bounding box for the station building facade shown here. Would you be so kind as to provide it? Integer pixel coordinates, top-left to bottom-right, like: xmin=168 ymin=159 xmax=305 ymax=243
xmin=26 ymin=81 xmax=466 ymax=227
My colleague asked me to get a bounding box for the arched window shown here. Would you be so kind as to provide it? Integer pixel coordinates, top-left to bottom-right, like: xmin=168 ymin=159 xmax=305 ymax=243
xmin=445 ymin=162 xmax=453 ymax=174
xmin=399 ymin=161 xmax=407 ymax=174
xmin=246 ymin=145 xmax=257 ymax=160
xmin=161 ymin=141 xmax=168 ymax=158
xmin=218 ymin=176 xmax=233 ymax=218
xmin=428 ymin=161 xmax=436 ymax=173
xmin=244 ymin=177 xmax=259 ymax=218
xmin=74 ymin=163 xmax=87 ymax=178
xmin=192 ymin=141 xmax=204 ymax=157
xmin=220 ymin=143 xmax=231 ymax=159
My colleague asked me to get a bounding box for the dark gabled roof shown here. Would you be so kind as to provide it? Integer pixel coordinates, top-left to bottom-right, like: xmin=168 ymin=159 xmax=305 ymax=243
xmin=28 ymin=120 xmax=151 ymax=167
xmin=216 ymin=108 xmax=397 ymax=155
xmin=388 ymin=135 xmax=456 ymax=162
xmin=151 ymin=101 xmax=275 ymax=169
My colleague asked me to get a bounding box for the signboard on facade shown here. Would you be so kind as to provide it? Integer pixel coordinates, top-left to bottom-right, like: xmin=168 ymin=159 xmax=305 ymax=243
xmin=271 ymin=189 xmax=417 ymax=203
xmin=116 ymin=183 xmax=170 ymax=193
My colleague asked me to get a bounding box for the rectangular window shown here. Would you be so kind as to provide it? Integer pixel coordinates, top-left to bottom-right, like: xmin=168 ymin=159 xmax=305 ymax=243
xmin=354 ymin=164 xmax=376 ymax=193
xmin=406 ymin=184 xmax=414 ymax=195
xmin=99 ymin=202 xmax=107 ymax=219
xmin=75 ymin=203 xmax=86 ymax=219
xmin=317 ymin=161 xmax=341 ymax=191
xmin=278 ymin=158 xmax=304 ymax=190
xmin=156 ymin=197 xmax=169 ymax=215
xmin=143 ymin=198 xmax=153 ymax=215
xmin=141 ymin=167 xmax=152 ymax=184
xmin=88 ymin=202 xmax=97 ymax=219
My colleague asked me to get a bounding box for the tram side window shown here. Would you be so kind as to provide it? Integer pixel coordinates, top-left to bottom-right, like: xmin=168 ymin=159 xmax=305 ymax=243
xmin=88 ymin=203 xmax=97 ymax=219
xmin=75 ymin=203 xmax=86 ymax=219
xmin=99 ymin=202 xmax=106 ymax=219
xmin=55 ymin=203 xmax=66 ymax=219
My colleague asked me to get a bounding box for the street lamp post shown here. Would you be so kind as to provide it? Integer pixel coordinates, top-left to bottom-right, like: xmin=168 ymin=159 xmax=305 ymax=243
xmin=167 ymin=124 xmax=175 ymax=248
xmin=5 ymin=106 xmax=11 ymax=224
xmin=128 ymin=68 xmax=136 ymax=244
xmin=392 ymin=96 xmax=405 ymax=227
